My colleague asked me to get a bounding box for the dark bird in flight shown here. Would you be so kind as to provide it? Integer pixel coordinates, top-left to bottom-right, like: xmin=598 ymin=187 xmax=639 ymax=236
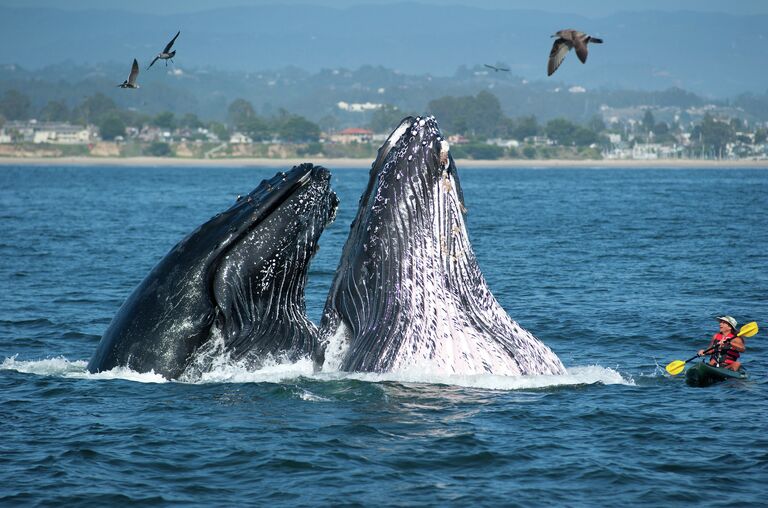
xmin=117 ymin=58 xmax=140 ymax=88
xmin=484 ymin=64 xmax=510 ymax=72
xmin=547 ymin=29 xmax=603 ymax=76
xmin=147 ymin=30 xmax=180 ymax=69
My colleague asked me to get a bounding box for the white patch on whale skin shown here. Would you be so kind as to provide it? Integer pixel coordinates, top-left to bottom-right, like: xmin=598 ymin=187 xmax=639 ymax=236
xmin=439 ymin=140 xmax=450 ymax=168
xmin=380 ymin=119 xmax=412 ymax=161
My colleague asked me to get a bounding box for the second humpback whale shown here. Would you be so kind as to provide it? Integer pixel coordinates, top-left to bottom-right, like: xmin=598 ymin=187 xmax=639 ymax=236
xmin=88 ymin=164 xmax=338 ymax=379
xmin=317 ymin=117 xmax=566 ymax=376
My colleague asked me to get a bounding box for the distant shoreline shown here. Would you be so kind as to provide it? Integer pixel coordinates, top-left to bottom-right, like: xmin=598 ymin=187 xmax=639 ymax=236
xmin=1 ymin=156 xmax=767 ymax=169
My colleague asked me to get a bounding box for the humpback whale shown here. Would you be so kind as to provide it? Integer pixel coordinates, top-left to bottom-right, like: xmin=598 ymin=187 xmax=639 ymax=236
xmin=88 ymin=164 xmax=338 ymax=379
xmin=317 ymin=117 xmax=566 ymax=376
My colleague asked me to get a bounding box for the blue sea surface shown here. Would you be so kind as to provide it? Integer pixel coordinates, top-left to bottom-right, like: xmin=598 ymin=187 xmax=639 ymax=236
xmin=1 ymin=165 xmax=767 ymax=506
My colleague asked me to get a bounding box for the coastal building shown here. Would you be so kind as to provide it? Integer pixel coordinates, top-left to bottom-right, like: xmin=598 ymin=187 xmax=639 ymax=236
xmin=629 ymin=143 xmax=685 ymax=160
xmin=486 ymin=138 xmax=520 ymax=148
xmin=524 ymin=136 xmax=555 ymax=146
xmin=229 ymin=132 xmax=253 ymax=144
xmin=33 ymin=123 xmax=97 ymax=144
xmin=447 ymin=134 xmax=469 ymax=145
xmin=0 ymin=121 xmax=96 ymax=144
xmin=0 ymin=121 xmax=36 ymax=142
xmin=336 ymin=101 xmax=383 ymax=113
xmin=330 ymin=128 xmax=373 ymax=144
xmin=137 ymin=126 xmax=170 ymax=143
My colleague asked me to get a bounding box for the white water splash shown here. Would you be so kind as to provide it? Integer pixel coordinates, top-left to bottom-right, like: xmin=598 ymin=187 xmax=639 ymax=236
xmin=321 ymin=320 xmax=352 ymax=372
xmin=2 ymin=355 xmax=632 ymax=389
xmin=313 ymin=364 xmax=632 ymax=389
xmin=195 ymin=357 xmax=316 ymax=384
xmin=0 ymin=355 xmax=168 ymax=383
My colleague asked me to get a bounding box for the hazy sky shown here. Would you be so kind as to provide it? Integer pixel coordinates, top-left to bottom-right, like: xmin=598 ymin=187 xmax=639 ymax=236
xmin=3 ymin=0 xmax=768 ymax=16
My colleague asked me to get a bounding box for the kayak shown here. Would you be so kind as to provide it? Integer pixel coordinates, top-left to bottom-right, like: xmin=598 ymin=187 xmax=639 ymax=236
xmin=685 ymin=362 xmax=748 ymax=387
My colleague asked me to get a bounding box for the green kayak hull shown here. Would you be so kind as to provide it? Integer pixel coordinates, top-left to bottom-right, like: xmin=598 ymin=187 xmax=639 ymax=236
xmin=685 ymin=362 xmax=748 ymax=387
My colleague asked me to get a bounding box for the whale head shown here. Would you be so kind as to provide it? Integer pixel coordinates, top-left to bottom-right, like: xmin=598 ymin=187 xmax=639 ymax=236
xmin=89 ymin=163 xmax=338 ymax=379
xmin=318 ymin=116 xmax=565 ymax=376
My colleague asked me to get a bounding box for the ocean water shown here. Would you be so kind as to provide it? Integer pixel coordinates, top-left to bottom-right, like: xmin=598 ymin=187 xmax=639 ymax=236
xmin=1 ymin=165 xmax=767 ymax=507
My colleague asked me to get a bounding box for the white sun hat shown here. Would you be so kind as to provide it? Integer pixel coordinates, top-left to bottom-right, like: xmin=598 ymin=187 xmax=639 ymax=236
xmin=715 ymin=315 xmax=738 ymax=331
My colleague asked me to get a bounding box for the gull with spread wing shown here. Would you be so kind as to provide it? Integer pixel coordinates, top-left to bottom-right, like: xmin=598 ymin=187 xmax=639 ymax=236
xmin=547 ymin=29 xmax=603 ymax=76
xmin=117 ymin=58 xmax=140 ymax=88
xmin=148 ymin=30 xmax=181 ymax=69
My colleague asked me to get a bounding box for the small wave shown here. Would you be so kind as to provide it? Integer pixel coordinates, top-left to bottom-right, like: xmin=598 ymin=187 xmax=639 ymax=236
xmin=1 ymin=355 xmax=632 ymax=389
xmin=0 ymin=317 xmax=56 ymax=328
xmin=0 ymin=355 xmax=168 ymax=383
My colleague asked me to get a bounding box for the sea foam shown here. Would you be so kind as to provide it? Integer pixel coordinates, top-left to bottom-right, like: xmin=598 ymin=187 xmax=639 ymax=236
xmin=2 ymin=354 xmax=632 ymax=389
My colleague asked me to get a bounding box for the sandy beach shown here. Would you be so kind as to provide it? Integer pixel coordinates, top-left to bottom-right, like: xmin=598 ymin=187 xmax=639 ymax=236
xmin=0 ymin=156 xmax=767 ymax=169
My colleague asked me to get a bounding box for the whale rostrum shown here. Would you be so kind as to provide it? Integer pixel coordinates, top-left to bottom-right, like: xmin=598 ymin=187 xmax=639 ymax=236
xmin=317 ymin=116 xmax=566 ymax=376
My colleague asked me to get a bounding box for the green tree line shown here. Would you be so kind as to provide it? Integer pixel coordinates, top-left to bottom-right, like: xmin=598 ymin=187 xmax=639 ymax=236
xmin=1 ymin=88 xmax=764 ymax=160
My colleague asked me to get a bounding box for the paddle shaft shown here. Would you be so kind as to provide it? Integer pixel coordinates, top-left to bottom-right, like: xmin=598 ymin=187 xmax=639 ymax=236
xmin=683 ymin=345 xmax=716 ymax=364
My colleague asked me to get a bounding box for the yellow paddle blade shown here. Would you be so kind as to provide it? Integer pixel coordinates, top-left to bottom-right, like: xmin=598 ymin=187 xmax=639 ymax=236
xmin=665 ymin=360 xmax=686 ymax=376
xmin=739 ymin=321 xmax=758 ymax=338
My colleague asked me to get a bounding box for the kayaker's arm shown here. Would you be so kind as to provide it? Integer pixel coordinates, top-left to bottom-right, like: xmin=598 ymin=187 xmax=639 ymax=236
xmin=728 ymin=336 xmax=746 ymax=353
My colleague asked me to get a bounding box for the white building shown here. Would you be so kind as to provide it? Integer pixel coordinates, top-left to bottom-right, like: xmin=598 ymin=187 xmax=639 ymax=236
xmin=336 ymin=101 xmax=383 ymax=113
xmin=486 ymin=138 xmax=520 ymax=148
xmin=0 ymin=121 xmax=36 ymax=142
xmin=32 ymin=123 xmax=96 ymax=144
xmin=631 ymin=143 xmax=684 ymax=160
xmin=229 ymin=132 xmax=253 ymax=144
xmin=0 ymin=121 xmax=96 ymax=144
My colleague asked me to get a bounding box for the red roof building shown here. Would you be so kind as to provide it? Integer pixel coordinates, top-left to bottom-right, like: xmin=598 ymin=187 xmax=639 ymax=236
xmin=331 ymin=128 xmax=374 ymax=144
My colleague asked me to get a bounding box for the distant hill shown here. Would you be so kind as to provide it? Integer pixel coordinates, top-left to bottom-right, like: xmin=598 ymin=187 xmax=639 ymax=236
xmin=0 ymin=4 xmax=766 ymax=98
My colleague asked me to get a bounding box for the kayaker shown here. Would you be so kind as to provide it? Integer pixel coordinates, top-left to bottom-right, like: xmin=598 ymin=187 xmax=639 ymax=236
xmin=697 ymin=316 xmax=745 ymax=371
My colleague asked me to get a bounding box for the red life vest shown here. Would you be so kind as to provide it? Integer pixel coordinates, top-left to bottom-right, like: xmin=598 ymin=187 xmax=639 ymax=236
xmin=710 ymin=332 xmax=740 ymax=365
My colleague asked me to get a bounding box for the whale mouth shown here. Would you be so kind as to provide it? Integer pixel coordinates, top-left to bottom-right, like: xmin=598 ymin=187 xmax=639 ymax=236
xmin=208 ymin=164 xmax=337 ymax=353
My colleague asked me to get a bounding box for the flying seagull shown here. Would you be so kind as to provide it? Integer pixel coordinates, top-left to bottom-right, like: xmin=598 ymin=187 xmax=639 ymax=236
xmin=117 ymin=58 xmax=140 ymax=88
xmin=147 ymin=30 xmax=180 ymax=69
xmin=484 ymin=64 xmax=510 ymax=72
xmin=547 ymin=29 xmax=603 ymax=76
